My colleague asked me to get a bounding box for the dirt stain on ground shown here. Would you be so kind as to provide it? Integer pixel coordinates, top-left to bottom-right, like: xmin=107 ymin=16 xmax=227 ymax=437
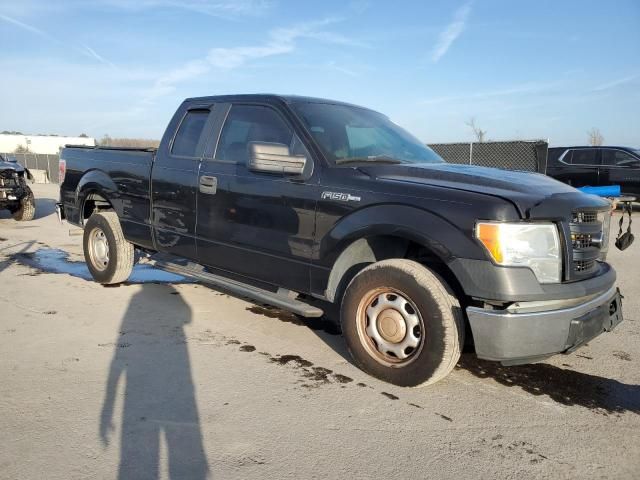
xmin=381 ymin=392 xmax=399 ymax=400
xmin=435 ymin=413 xmax=453 ymax=422
xmin=613 ymin=351 xmax=632 ymax=361
xmin=457 ymin=354 xmax=640 ymax=415
xmin=332 ymin=373 xmax=353 ymax=384
xmin=239 ymin=345 xmax=256 ymax=352
xmin=246 ymin=305 xmax=341 ymax=335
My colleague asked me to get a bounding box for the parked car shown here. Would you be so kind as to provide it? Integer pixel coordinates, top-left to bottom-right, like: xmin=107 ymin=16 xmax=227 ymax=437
xmin=0 ymin=153 xmax=35 ymax=221
xmin=547 ymin=146 xmax=640 ymax=199
xmin=57 ymin=95 xmax=623 ymax=387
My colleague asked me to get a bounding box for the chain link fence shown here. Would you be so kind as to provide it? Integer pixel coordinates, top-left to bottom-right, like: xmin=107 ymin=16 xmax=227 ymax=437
xmin=4 ymin=140 xmax=548 ymax=184
xmin=1 ymin=152 xmax=61 ymax=183
xmin=428 ymin=140 xmax=548 ymax=173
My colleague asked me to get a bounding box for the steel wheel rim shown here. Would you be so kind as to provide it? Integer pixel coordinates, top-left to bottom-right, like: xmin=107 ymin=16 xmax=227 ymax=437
xmin=88 ymin=227 xmax=109 ymax=271
xmin=356 ymin=287 xmax=425 ymax=367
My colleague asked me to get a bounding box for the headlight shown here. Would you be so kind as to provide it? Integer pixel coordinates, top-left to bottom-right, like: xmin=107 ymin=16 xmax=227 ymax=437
xmin=597 ymin=211 xmax=611 ymax=255
xmin=476 ymin=222 xmax=561 ymax=284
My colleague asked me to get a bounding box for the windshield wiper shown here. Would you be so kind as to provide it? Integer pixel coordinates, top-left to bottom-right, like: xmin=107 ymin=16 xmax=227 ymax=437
xmin=335 ymin=155 xmax=404 ymax=165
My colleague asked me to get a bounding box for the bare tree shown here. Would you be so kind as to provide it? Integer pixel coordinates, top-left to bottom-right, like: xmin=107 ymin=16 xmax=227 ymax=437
xmin=465 ymin=117 xmax=487 ymax=142
xmin=14 ymin=145 xmax=29 ymax=153
xmin=587 ymin=128 xmax=604 ymax=146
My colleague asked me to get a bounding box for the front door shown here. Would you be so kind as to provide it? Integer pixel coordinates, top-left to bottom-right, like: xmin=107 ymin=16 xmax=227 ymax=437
xmin=196 ymin=103 xmax=319 ymax=292
xmin=599 ymin=149 xmax=640 ymax=197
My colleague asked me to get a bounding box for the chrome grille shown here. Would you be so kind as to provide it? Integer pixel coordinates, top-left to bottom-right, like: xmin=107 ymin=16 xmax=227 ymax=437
xmin=574 ymin=259 xmax=596 ymax=272
xmin=572 ymin=211 xmax=598 ymax=224
xmin=572 ymin=233 xmax=593 ymax=249
xmin=569 ymin=209 xmax=604 ymax=276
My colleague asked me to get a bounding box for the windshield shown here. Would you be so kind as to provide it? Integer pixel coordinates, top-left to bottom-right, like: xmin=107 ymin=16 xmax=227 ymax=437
xmin=291 ymin=102 xmax=444 ymax=165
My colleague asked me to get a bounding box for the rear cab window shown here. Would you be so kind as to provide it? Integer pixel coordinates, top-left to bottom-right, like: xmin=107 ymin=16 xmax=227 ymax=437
xmin=171 ymin=109 xmax=211 ymax=157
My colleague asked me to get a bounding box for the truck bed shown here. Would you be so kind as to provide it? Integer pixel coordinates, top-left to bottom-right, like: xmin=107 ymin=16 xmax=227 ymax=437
xmin=59 ymin=145 xmax=155 ymax=248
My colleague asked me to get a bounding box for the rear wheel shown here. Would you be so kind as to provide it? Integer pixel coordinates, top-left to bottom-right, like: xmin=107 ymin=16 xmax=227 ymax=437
xmin=12 ymin=188 xmax=35 ymax=221
xmin=341 ymin=259 xmax=464 ymax=387
xmin=83 ymin=211 xmax=134 ymax=284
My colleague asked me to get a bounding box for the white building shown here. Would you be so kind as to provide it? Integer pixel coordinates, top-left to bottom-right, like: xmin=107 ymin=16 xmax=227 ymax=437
xmin=0 ymin=134 xmax=95 ymax=154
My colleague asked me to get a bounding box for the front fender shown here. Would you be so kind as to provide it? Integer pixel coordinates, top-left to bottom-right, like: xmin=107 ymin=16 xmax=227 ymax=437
xmin=318 ymin=204 xmax=485 ymax=268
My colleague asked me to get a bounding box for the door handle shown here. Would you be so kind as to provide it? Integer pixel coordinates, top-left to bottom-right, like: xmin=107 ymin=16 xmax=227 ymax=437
xmin=199 ymin=175 xmax=217 ymax=194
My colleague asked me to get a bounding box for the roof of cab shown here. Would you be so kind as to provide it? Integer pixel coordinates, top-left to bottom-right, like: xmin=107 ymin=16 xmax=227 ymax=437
xmin=183 ymin=94 xmax=377 ymax=112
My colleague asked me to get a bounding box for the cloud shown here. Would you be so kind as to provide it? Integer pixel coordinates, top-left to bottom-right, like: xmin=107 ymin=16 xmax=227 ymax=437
xmin=142 ymin=18 xmax=355 ymax=104
xmin=0 ymin=13 xmax=116 ymax=68
xmin=590 ymin=74 xmax=640 ymax=92
xmin=421 ymin=80 xmax=564 ymax=105
xmin=0 ymin=13 xmax=55 ymax=40
xmin=99 ymin=0 xmax=272 ymax=17
xmin=431 ymin=1 xmax=472 ymax=62
xmin=79 ymin=45 xmax=116 ymax=68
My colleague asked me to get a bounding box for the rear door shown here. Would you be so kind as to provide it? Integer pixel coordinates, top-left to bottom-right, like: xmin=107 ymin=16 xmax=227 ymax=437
xmin=195 ymin=102 xmax=319 ymax=291
xmin=600 ymin=148 xmax=640 ymax=196
xmin=151 ymin=104 xmax=216 ymax=260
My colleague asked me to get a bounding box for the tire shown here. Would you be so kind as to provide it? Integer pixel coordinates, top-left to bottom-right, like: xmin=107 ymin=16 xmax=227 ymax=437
xmin=12 ymin=188 xmax=35 ymax=221
xmin=83 ymin=211 xmax=134 ymax=284
xmin=340 ymin=259 xmax=464 ymax=387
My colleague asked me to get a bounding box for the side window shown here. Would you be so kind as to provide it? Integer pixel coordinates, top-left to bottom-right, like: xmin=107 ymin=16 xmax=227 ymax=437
xmin=171 ymin=109 xmax=210 ymax=157
xmin=571 ymin=149 xmax=598 ymax=165
xmin=602 ymin=149 xmax=638 ymax=166
xmin=560 ymin=149 xmax=573 ymax=164
xmin=215 ymin=105 xmax=293 ymax=163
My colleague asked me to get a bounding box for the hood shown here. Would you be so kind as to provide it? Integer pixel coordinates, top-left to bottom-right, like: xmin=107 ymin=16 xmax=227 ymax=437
xmin=0 ymin=158 xmax=25 ymax=173
xmin=359 ymin=162 xmax=609 ymax=217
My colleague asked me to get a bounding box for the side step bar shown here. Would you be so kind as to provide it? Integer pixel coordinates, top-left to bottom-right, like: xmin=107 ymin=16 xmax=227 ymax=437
xmin=150 ymin=257 xmax=324 ymax=318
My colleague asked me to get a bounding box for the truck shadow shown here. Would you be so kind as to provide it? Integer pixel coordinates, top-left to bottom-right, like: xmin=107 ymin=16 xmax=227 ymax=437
xmin=100 ymin=284 xmax=209 ymax=479
xmin=34 ymin=197 xmax=57 ymax=219
xmin=456 ymin=353 xmax=640 ymax=415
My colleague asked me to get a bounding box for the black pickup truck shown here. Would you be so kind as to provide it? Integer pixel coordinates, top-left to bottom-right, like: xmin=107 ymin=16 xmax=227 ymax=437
xmin=58 ymin=94 xmax=623 ymax=386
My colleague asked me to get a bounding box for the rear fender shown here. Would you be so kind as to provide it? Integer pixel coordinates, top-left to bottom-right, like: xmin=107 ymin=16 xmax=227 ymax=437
xmin=76 ymin=170 xmax=120 ymax=224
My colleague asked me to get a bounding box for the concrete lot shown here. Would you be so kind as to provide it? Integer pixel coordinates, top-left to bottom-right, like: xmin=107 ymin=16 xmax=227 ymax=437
xmin=1 ymin=183 xmax=639 ymax=479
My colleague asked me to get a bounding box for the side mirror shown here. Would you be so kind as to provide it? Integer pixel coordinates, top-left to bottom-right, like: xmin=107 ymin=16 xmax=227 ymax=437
xmin=248 ymin=142 xmax=306 ymax=176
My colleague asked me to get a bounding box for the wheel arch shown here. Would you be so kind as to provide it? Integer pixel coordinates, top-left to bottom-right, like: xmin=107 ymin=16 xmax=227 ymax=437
xmin=321 ymin=204 xmax=478 ymax=303
xmin=76 ymin=170 xmax=118 ymax=224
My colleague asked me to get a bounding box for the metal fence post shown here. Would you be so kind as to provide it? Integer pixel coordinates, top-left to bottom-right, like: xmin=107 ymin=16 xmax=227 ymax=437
xmin=469 ymin=142 xmax=473 ymax=165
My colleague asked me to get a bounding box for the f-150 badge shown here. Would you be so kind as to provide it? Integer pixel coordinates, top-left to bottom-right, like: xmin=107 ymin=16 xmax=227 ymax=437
xmin=321 ymin=191 xmax=361 ymax=202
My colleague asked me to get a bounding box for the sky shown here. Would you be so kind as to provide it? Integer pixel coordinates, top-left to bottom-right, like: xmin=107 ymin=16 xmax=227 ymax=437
xmin=0 ymin=0 xmax=638 ymax=146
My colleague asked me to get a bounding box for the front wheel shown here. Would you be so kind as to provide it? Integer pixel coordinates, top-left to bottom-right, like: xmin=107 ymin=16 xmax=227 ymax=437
xmin=83 ymin=211 xmax=134 ymax=284
xmin=12 ymin=188 xmax=35 ymax=221
xmin=341 ymin=259 xmax=464 ymax=387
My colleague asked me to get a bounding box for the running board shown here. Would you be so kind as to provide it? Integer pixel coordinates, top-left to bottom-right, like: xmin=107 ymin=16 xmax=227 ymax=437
xmin=149 ymin=257 xmax=324 ymax=318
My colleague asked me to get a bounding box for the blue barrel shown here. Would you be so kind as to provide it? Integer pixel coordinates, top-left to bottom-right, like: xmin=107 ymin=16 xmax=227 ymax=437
xmin=578 ymin=185 xmax=621 ymax=197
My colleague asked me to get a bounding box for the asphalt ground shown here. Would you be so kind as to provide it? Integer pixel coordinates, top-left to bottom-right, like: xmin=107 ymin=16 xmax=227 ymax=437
xmin=1 ymin=183 xmax=639 ymax=479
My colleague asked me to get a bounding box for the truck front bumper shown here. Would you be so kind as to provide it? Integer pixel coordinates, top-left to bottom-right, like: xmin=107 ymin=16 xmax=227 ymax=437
xmin=466 ymin=285 xmax=623 ymax=364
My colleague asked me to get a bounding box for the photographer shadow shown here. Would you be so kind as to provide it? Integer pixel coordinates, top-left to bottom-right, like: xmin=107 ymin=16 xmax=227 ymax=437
xmin=100 ymin=284 xmax=209 ymax=479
